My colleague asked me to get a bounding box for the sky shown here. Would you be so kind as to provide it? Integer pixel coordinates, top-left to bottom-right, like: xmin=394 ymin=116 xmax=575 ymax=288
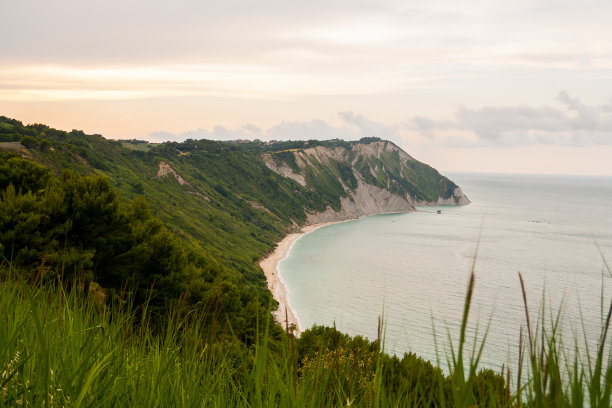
xmin=1 ymin=0 xmax=611 ymax=175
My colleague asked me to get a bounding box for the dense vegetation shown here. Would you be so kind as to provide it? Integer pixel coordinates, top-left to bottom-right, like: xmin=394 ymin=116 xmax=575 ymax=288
xmin=4 ymin=116 xmax=610 ymax=406
xmin=0 ymin=152 xmax=278 ymax=345
xmin=0 ymin=270 xmax=506 ymax=407
xmin=3 ymin=262 xmax=611 ymax=407
xmin=0 ymin=116 xmax=461 ymax=325
xmin=0 ymin=116 xmax=459 ymax=344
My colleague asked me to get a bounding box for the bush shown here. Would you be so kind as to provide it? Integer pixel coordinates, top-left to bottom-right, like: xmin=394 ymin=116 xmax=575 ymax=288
xmin=20 ymin=135 xmax=38 ymax=149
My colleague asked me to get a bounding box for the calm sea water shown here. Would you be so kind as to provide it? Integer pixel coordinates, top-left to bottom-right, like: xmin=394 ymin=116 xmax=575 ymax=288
xmin=280 ymin=173 xmax=612 ymax=371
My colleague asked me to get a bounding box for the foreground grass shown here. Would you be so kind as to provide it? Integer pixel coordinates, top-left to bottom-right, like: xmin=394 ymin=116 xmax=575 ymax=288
xmin=1 ymin=265 xmax=611 ymax=407
xmin=0 ymin=277 xmax=238 ymax=407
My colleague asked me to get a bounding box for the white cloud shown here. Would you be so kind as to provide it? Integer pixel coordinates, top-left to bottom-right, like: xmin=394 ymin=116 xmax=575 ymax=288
xmin=148 ymin=112 xmax=398 ymax=143
xmin=151 ymin=94 xmax=612 ymax=148
xmin=408 ymin=93 xmax=612 ymax=146
xmin=149 ymin=125 xmax=262 ymax=143
xmin=337 ymin=111 xmax=398 ymax=140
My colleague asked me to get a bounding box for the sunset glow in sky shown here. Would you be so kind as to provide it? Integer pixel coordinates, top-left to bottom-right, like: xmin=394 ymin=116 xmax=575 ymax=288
xmin=2 ymin=0 xmax=611 ymax=174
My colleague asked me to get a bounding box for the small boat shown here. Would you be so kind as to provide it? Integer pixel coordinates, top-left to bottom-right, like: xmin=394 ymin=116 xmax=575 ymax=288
xmin=437 ymin=209 xmax=441 ymax=214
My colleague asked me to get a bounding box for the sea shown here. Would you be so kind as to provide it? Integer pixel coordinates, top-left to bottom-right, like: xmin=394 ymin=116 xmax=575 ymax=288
xmin=280 ymin=173 xmax=612 ymax=372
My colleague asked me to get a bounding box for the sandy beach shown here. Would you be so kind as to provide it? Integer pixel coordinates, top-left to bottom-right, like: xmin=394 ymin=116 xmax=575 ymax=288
xmin=259 ymin=222 xmax=340 ymax=336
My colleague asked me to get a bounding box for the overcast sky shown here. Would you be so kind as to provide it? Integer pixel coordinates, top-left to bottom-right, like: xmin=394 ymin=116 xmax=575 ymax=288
xmin=1 ymin=0 xmax=611 ymax=175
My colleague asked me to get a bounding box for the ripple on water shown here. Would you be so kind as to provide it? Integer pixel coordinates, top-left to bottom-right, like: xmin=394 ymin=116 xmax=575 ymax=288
xmin=281 ymin=174 xmax=612 ymax=370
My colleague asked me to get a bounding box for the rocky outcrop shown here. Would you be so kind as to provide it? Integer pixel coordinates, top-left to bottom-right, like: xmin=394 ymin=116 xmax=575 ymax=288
xmin=305 ymin=178 xmax=414 ymax=224
xmin=412 ymin=187 xmax=470 ymax=206
xmin=263 ymin=140 xmax=470 ymax=226
xmin=158 ymin=161 xmax=212 ymax=203
xmin=157 ymin=161 xmax=190 ymax=185
xmin=261 ymin=155 xmax=307 ymax=187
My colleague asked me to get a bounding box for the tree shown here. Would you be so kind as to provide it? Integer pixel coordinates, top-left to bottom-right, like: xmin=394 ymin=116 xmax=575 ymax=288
xmin=20 ymin=136 xmax=37 ymax=149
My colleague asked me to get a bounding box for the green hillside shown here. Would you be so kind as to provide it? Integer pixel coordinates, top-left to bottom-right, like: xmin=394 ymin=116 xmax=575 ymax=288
xmin=0 ymin=117 xmax=465 ymax=311
xmin=3 ymin=116 xmax=612 ymax=406
xmin=0 ymin=116 xmax=467 ymax=342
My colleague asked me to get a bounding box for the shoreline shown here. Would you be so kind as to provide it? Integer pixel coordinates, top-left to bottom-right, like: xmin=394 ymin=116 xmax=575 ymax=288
xmin=259 ymin=221 xmax=341 ymax=336
xmin=259 ymin=211 xmax=416 ymax=336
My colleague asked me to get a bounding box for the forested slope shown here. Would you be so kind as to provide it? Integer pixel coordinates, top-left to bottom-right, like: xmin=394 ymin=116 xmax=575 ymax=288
xmin=0 ymin=116 xmax=467 ymax=342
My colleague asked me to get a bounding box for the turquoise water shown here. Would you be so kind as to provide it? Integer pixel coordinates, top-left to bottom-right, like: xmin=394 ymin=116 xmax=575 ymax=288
xmin=280 ymin=173 xmax=612 ymax=371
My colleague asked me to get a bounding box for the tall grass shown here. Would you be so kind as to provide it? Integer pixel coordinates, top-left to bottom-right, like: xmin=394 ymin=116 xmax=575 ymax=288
xmin=0 ymin=265 xmax=389 ymax=407
xmin=1 ymin=258 xmax=612 ymax=407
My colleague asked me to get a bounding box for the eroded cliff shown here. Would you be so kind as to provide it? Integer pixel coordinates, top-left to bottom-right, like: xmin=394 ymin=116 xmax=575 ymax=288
xmin=262 ymin=140 xmax=469 ymax=225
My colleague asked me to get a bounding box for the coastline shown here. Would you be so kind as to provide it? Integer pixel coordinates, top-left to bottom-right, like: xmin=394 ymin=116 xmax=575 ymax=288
xmin=259 ymin=221 xmax=341 ymax=336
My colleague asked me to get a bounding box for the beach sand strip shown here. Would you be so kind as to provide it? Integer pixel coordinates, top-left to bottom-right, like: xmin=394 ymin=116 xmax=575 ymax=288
xmin=259 ymin=222 xmax=339 ymax=336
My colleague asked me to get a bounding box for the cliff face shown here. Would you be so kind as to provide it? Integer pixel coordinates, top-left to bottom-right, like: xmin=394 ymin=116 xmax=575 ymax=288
xmin=304 ymin=179 xmax=415 ymax=224
xmin=262 ymin=140 xmax=469 ymax=225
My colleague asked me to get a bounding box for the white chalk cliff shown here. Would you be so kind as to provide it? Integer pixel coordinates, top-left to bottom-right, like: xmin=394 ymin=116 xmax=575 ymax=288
xmin=262 ymin=140 xmax=469 ymax=226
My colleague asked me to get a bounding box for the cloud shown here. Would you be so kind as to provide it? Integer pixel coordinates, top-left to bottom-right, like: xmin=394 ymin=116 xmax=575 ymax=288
xmin=150 ymin=94 xmax=612 ymax=148
xmin=148 ymin=112 xmax=399 ymax=143
xmin=408 ymin=93 xmax=612 ymax=146
xmin=266 ymin=119 xmax=350 ymax=141
xmin=149 ymin=125 xmax=263 ymax=142
xmin=338 ymin=111 xmax=398 ymax=139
